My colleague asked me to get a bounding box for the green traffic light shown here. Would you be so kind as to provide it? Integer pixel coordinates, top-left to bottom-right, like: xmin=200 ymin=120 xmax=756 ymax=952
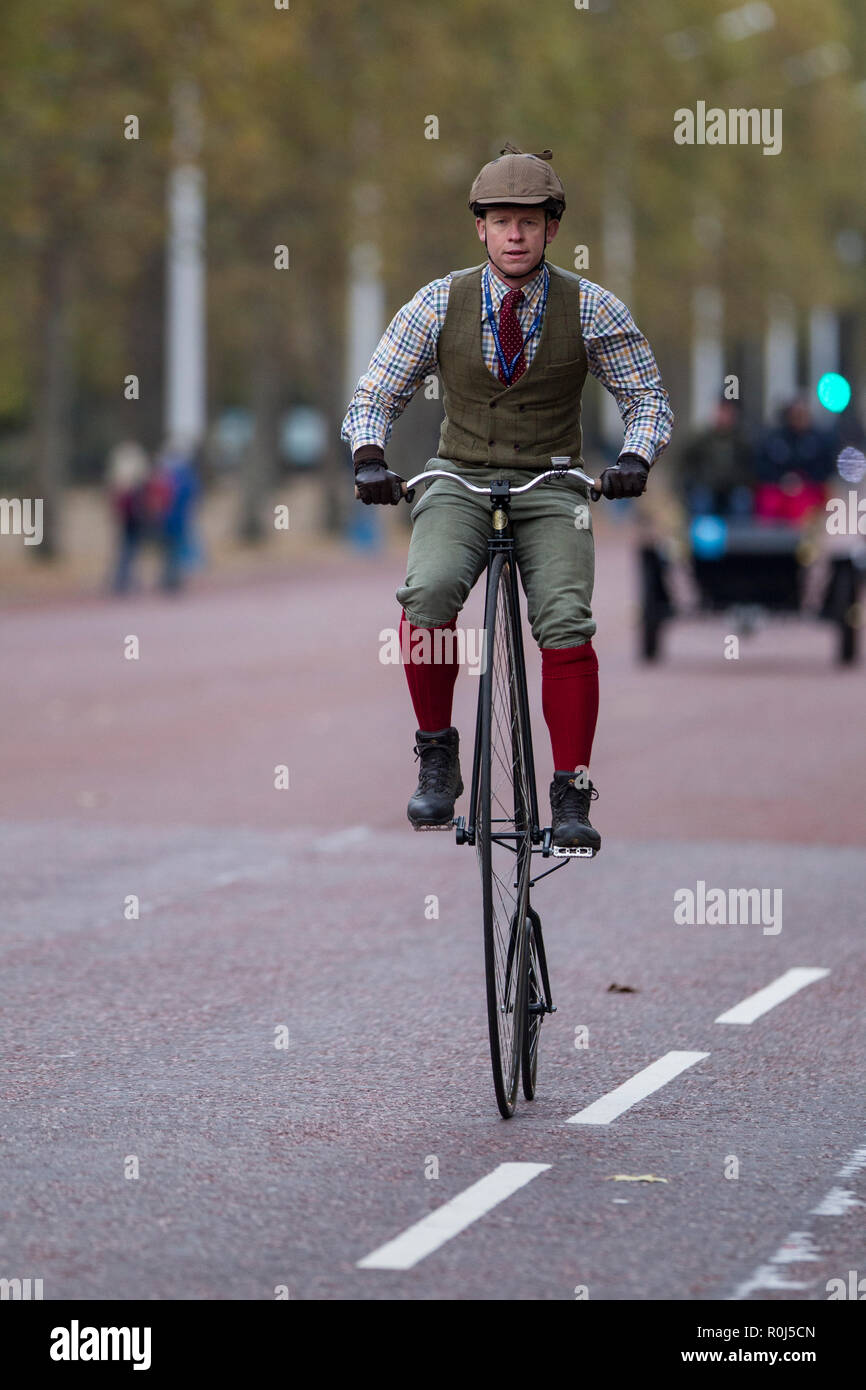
xmin=817 ymin=372 xmax=851 ymax=412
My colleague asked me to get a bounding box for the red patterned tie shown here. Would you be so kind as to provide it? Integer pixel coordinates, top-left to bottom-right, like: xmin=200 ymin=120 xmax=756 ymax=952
xmin=497 ymin=288 xmax=526 ymax=384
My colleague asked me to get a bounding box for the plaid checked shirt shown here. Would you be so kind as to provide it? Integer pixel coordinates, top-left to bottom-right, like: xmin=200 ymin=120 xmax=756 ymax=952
xmin=341 ymin=262 xmax=673 ymax=466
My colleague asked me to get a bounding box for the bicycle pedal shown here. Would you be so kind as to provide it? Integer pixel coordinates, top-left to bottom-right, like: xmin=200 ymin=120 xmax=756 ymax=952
xmin=551 ymin=844 xmax=596 ymax=858
xmin=412 ymin=823 xmax=453 ymax=832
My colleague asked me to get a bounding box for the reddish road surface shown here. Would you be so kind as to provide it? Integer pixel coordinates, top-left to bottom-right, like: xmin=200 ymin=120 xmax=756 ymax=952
xmin=1 ymin=518 xmax=864 ymax=1301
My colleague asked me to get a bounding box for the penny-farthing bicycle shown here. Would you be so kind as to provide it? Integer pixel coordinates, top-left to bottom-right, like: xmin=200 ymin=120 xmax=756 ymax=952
xmin=401 ymin=460 xmax=602 ymax=1118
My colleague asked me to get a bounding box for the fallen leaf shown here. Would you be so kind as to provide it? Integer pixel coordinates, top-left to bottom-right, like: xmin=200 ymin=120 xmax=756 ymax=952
xmin=607 ymin=983 xmax=639 ymax=993
xmin=605 ymin=1174 xmax=668 ymax=1183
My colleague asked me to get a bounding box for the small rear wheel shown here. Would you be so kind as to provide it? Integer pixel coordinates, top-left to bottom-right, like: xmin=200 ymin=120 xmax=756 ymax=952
xmin=521 ymin=907 xmax=551 ymax=1100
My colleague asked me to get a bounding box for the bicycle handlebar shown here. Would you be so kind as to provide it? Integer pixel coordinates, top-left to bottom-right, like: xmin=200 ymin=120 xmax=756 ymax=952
xmin=400 ymin=464 xmax=601 ymax=504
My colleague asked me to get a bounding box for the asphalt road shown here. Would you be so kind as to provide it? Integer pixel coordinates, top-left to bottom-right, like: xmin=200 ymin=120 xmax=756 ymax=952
xmin=1 ymin=520 xmax=864 ymax=1301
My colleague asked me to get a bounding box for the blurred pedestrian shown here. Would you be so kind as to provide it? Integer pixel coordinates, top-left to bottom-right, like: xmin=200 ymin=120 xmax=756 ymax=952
xmin=154 ymin=440 xmax=203 ymax=592
xmin=105 ymin=440 xmax=150 ymax=594
xmin=678 ymin=397 xmax=755 ymax=515
xmin=755 ymin=397 xmax=836 ymax=523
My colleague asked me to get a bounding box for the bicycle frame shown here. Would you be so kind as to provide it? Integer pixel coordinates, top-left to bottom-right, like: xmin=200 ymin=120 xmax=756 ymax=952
xmin=468 ymin=479 xmax=540 ymax=844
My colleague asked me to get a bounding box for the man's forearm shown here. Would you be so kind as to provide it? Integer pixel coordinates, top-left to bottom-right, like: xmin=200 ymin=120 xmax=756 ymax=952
xmin=583 ymin=285 xmax=674 ymax=470
xmin=340 ymin=383 xmax=394 ymax=457
xmin=618 ymin=385 xmax=674 ymax=468
xmin=341 ymin=287 xmax=442 ymax=457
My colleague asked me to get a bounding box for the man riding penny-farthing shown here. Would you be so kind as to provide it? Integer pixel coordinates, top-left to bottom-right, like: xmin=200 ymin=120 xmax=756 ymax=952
xmin=342 ymin=142 xmax=674 ymax=850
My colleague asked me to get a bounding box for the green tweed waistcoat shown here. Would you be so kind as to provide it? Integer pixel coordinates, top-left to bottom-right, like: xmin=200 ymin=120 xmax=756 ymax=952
xmin=435 ymin=261 xmax=588 ymax=470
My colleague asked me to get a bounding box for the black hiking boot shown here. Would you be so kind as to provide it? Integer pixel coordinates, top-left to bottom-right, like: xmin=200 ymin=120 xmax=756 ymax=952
xmin=407 ymin=727 xmax=463 ymax=830
xmin=549 ymin=771 xmax=601 ymax=852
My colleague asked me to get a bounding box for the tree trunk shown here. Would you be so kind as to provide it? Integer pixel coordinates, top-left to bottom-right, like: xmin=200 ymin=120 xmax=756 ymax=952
xmin=307 ymin=286 xmax=352 ymax=538
xmin=318 ymin=368 xmax=352 ymax=537
xmin=237 ymin=316 xmax=281 ymax=544
xmin=30 ymin=243 xmax=75 ymax=562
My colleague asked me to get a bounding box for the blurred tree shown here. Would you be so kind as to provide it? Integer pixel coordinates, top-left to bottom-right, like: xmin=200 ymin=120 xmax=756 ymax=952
xmin=0 ymin=0 xmax=200 ymax=554
xmin=0 ymin=0 xmax=863 ymax=556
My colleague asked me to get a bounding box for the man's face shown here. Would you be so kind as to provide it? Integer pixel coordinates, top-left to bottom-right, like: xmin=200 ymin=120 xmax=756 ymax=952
xmin=475 ymin=206 xmax=559 ymax=279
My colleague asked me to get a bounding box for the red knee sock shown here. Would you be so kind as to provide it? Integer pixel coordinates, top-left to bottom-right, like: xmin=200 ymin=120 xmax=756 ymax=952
xmin=399 ymin=610 xmax=459 ymax=732
xmin=541 ymin=641 xmax=599 ymax=773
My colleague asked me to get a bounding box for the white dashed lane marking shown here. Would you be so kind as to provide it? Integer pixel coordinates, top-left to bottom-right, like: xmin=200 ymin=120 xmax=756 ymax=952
xmin=566 ymin=1050 xmax=709 ymax=1126
xmin=361 ymin=965 xmax=840 ymax=1274
xmin=715 ymin=967 xmax=830 ymax=1025
xmin=835 ymin=1147 xmax=866 ymax=1179
xmin=730 ymin=1233 xmax=821 ymax=1301
xmin=729 ymin=1140 xmax=866 ymax=1300
xmin=809 ymin=1188 xmax=864 ymax=1217
xmin=357 ymin=1162 xmax=550 ymax=1271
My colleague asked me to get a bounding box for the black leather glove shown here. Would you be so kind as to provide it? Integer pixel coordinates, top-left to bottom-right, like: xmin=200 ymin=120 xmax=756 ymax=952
xmin=599 ymin=453 xmax=650 ymax=500
xmin=353 ymin=446 xmax=404 ymax=505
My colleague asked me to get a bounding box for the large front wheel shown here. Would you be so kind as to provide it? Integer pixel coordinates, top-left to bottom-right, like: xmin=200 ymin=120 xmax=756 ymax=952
xmin=477 ymin=553 xmax=533 ymax=1119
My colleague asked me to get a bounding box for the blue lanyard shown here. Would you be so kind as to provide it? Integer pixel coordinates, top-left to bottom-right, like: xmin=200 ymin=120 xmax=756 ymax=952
xmin=484 ymin=264 xmax=549 ymax=385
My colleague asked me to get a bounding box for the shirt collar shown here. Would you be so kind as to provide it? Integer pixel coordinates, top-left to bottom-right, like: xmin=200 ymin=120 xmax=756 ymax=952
xmin=483 ymin=261 xmax=547 ymax=314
